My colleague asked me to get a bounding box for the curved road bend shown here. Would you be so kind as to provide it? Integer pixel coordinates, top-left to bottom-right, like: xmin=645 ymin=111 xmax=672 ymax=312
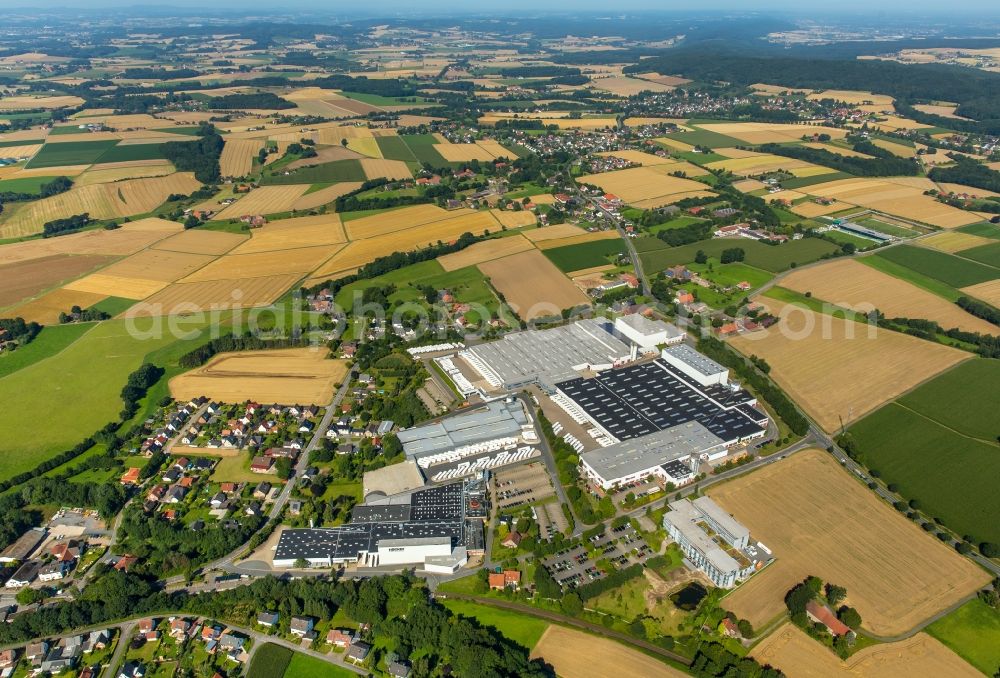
xmin=437 ymin=593 xmax=691 ymax=667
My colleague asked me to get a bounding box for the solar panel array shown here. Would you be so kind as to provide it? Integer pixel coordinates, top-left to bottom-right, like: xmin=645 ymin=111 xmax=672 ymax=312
xmin=557 ymin=360 xmax=765 ymax=443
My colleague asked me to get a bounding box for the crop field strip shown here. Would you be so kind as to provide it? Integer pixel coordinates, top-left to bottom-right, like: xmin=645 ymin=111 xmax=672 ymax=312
xmin=577 ymin=166 xmax=713 ymax=205
xmin=530 ymin=625 xmax=685 ymax=678
xmin=873 ymin=244 xmax=1000 ymax=288
xmin=228 ymin=214 xmax=347 ymax=254
xmin=727 ymin=298 xmax=971 ymax=433
xmin=752 ymin=623 xmax=980 ymax=678
xmin=640 ymin=237 xmax=838 ymax=274
xmin=126 ymin=274 xmax=301 ymax=317
xmin=437 ymin=233 xmax=536 ymax=271
xmin=0 ymin=253 xmax=113 ymax=309
xmin=478 ymin=249 xmax=592 ymax=320
xmin=213 ymin=185 xmax=311 ymax=219
xmin=712 ymin=450 xmax=990 ymax=636
xmin=219 ymin=138 xmax=264 ymax=177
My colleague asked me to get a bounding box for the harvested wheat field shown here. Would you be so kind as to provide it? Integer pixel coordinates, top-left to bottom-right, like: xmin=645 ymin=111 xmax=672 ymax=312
xmin=74 ymin=163 xmax=176 ymax=186
xmin=0 ymin=164 xmax=89 ymax=179
xmin=63 ymin=274 xmax=168 ymax=300
xmin=152 ymin=229 xmax=247 ymax=255
xmin=360 ymin=158 xmax=412 ymax=180
xmin=0 ymin=219 xmax=181 ymax=264
xmin=807 ymin=178 xmax=980 ymax=228
xmin=577 ymin=166 xmax=711 ymax=205
xmin=10 ymin=288 xmax=108 ymax=324
xmin=479 ymin=249 xmax=590 ymax=319
xmin=0 ymin=173 xmax=199 ymax=238
xmin=0 ymin=144 xmax=41 ymax=159
xmin=728 ymin=299 xmax=970 ymax=432
xmin=476 ymin=141 xmax=517 ymax=159
xmin=346 ymin=137 xmax=382 ymax=158
xmin=433 ymin=143 xmax=497 ymax=162
xmin=530 ymin=626 xmax=685 ymax=678
xmin=95 ymin=249 xmax=215 ymax=282
xmin=219 ymin=139 xmax=263 ymax=177
xmin=314 ymin=214 xmax=499 ymax=278
xmin=214 ymin=185 xmax=310 ymax=220
xmin=489 ymin=209 xmax=537 ymax=229
xmin=169 ymin=348 xmax=349 ymax=404
xmin=961 ymin=279 xmax=1000 ymax=306
xmin=872 ymin=138 xmax=917 ymax=158
xmin=697 ymin=122 xmax=847 ymax=144
xmin=752 ymin=623 xmax=979 ymax=678
xmin=285 ymin=146 xmax=362 ymax=171
xmin=919 ymin=230 xmax=995 ymax=253
xmin=127 ymin=274 xmax=300 ymax=316
xmin=0 ymin=254 xmax=112 ymax=309
xmin=438 ymin=234 xmax=535 ymax=271
xmin=802 ymin=142 xmax=875 ymax=159
xmin=706 ymin=154 xmax=820 ymax=176
xmin=0 ymin=95 xmax=85 ymax=110
xmin=711 ymin=450 xmax=990 ymax=636
xmin=789 ymin=200 xmax=854 ymax=218
xmin=806 ymin=90 xmax=894 ymax=106
xmin=781 ymin=259 xmax=996 ymax=333
xmin=231 ymin=214 xmax=346 ymax=254
xmin=535 ymin=230 xmax=622 ymax=250
xmin=731 ymin=179 xmax=767 ymax=193
xmin=522 ymin=224 xmax=588 ymax=242
xmin=591 ymin=76 xmax=675 ymax=97
xmin=180 ymin=245 xmax=340 ymax=282
xmin=291 ymin=182 xmax=364 ymax=211
xmin=345 ymin=204 xmax=476 ymax=240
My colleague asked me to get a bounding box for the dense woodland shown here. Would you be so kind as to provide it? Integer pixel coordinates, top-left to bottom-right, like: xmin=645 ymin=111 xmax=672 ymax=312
xmin=929 ymin=155 xmax=1000 ymax=194
xmin=758 ymin=142 xmax=920 ymax=177
xmin=159 ymin=123 xmax=223 ymax=183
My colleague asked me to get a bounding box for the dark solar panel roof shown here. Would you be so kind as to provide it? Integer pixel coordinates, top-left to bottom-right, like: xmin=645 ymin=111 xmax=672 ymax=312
xmin=557 ymin=359 xmax=765 ymax=443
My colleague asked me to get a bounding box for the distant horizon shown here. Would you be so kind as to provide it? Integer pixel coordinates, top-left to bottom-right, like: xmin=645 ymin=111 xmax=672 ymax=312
xmin=11 ymin=1 xmax=1000 ymax=18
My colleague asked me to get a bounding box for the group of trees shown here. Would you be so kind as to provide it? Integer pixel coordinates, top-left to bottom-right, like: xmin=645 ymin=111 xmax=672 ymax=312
xmin=160 ymin=123 xmax=223 ymax=183
xmin=929 ymin=155 xmax=1000 ymax=194
xmin=536 ymin=410 xmax=614 ymax=524
xmin=956 ymin=296 xmax=1000 ymax=328
xmin=758 ymin=142 xmax=920 ymax=177
xmin=119 ymin=362 xmax=165 ymax=420
xmin=0 ymin=175 xmax=72 ymax=204
xmin=0 ymin=316 xmax=41 ymax=345
xmin=879 ymin=314 xmax=1000 ymax=358
xmin=210 ymin=92 xmax=295 ymax=110
xmin=58 ymin=304 xmax=110 ymax=324
xmin=42 ymin=213 xmax=91 ymax=237
xmin=177 ymin=331 xmax=312 ymax=369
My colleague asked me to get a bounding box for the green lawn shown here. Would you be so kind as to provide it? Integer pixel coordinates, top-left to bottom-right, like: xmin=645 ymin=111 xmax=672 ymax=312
xmin=640 ymin=238 xmax=838 ymax=274
xmin=647 ymin=216 xmax=707 ymax=234
xmin=0 ymin=317 xmax=207 ymax=481
xmin=873 ymin=245 xmax=1000 ymax=288
xmin=25 ymin=140 xmax=119 ymax=168
xmin=0 ymin=138 xmax=44 ymax=148
xmin=261 ymin=160 xmax=366 ymax=185
xmin=0 ymin=175 xmax=61 ymax=194
xmin=926 ymin=598 xmax=1000 ymax=675
xmin=284 ymin=652 xmax=356 ymax=677
xmin=823 ymin=229 xmax=879 ymax=250
xmin=779 ymin=171 xmax=854 ymax=190
xmin=246 ymin=643 xmax=292 ymax=678
xmin=542 ymin=238 xmax=627 ymax=272
xmin=689 ymin=261 xmax=773 ymax=289
xmin=441 ymin=599 xmax=549 ymax=650
xmin=0 ymin=323 xmax=91 ymax=379
xmin=847 ymin=368 xmax=1000 ymax=545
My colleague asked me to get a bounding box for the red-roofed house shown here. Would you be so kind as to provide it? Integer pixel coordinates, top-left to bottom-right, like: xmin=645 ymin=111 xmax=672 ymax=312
xmin=488 ymin=570 xmax=521 ymax=591
xmin=120 ymin=467 xmax=141 ymax=486
xmin=806 ymin=600 xmax=854 ymax=638
xmin=114 ymin=555 xmax=137 ymax=572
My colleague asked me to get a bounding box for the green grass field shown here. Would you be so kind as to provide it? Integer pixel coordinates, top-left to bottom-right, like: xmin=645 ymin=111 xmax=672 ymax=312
xmin=858 ymin=254 xmax=963 ymax=301
xmin=0 ymin=318 xmax=207 ymax=481
xmin=261 ymin=159 xmax=366 ymax=185
xmin=664 ymin=126 xmax=742 ymax=149
xmin=647 ymin=216 xmax=706 ymax=235
xmin=284 ymin=652 xmax=355 ymax=678
xmin=25 ymin=140 xmax=119 ymax=168
xmin=0 ymin=323 xmax=91 ymax=379
xmin=873 ymin=245 xmax=1000 ymax=288
xmin=847 ymin=360 xmax=1000 ymax=544
xmin=246 ymin=643 xmax=292 ymax=678
xmin=926 ymin=598 xmax=1000 ymax=675
xmin=0 ymin=175 xmax=60 ymax=194
xmin=400 ymin=134 xmax=450 ymax=166
xmin=542 ymin=238 xmax=627 ymax=272
xmin=93 ymin=142 xmax=170 ymax=164
xmin=763 ymin=287 xmax=866 ymax=323
xmin=90 ymin=296 xmax=137 ymax=317
xmin=0 ymin=138 xmax=44 ymax=148
xmin=441 ymin=599 xmax=549 ymax=650
xmin=690 ymin=260 xmax=773 ymax=289
xmin=640 ymin=237 xmax=838 ymax=274
xmin=779 ymin=171 xmax=854 ymax=190
xmin=957 ymin=241 xmax=1000 ymax=268
xmin=376 ymin=135 xmax=418 ymax=162
xmin=957 ymin=222 xmax=1000 ymax=240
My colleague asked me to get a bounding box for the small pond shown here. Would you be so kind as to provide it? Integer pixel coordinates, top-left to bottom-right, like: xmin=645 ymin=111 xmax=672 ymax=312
xmin=670 ymin=582 xmax=708 ymax=611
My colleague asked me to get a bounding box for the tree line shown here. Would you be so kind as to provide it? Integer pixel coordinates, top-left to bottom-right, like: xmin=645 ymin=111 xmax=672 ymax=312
xmin=177 ymin=331 xmax=313 ymax=369
xmin=929 ymin=155 xmax=1000 ymax=194
xmin=758 ymin=142 xmax=920 ymax=177
xmin=209 ymin=92 xmax=295 ymax=110
xmin=42 ymin=213 xmax=91 ymax=238
xmin=0 ymin=175 xmax=72 ymax=204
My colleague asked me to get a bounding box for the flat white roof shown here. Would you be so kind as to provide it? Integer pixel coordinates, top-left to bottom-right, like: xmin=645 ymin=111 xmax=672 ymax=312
xmin=665 ymin=499 xmax=741 ymax=574
xmin=691 ymin=496 xmax=750 ymax=543
xmin=662 ymin=344 xmax=727 ymax=377
xmin=616 ymin=314 xmax=684 ymax=338
xmin=581 ymin=421 xmax=725 ymax=483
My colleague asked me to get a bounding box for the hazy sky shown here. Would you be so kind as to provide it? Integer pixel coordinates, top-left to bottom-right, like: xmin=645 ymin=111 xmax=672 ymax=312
xmin=18 ymin=0 xmax=1000 ymax=15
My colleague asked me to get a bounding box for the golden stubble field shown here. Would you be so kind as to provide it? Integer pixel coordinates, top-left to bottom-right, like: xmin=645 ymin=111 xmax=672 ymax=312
xmin=479 ymin=249 xmax=591 ymax=320
xmin=214 ymin=185 xmax=310 ymax=220
xmin=779 ymin=259 xmax=997 ymax=334
xmin=752 ymin=623 xmax=980 ymax=678
xmin=727 ymin=299 xmax=970 ymax=432
xmin=229 ymin=214 xmax=346 ymax=254
xmin=961 ymin=279 xmax=1000 ymax=306
xmin=169 ymin=348 xmax=349 ymax=404
xmin=530 ymin=626 xmax=686 ymax=678
xmin=0 ymin=253 xmax=112 ymax=309
xmin=127 ymin=274 xmax=301 ymax=317
xmin=437 ymin=233 xmax=535 ymax=271
xmin=219 ymin=139 xmax=263 ymax=177
xmin=711 ymin=450 xmax=990 ymax=636
xmin=577 ymin=166 xmax=712 ymax=206
xmin=0 ymin=173 xmax=200 ymax=238
xmin=697 ymin=122 xmax=848 ymax=144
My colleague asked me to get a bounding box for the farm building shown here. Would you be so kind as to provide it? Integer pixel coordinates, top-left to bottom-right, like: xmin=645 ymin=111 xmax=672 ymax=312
xmin=614 ymin=314 xmax=685 ymax=351
xmin=663 ymin=497 xmax=769 ymax=588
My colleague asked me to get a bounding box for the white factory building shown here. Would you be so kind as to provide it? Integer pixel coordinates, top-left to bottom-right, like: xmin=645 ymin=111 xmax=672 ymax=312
xmin=614 ymin=315 xmax=685 ymax=352
xmin=661 ymin=344 xmax=729 ymax=386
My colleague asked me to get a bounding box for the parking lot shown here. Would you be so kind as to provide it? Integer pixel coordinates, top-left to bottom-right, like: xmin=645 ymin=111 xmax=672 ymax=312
xmin=533 ymin=502 xmax=569 ymax=541
xmin=541 ymin=523 xmax=656 ymax=590
xmin=493 ymin=462 xmax=555 ymax=510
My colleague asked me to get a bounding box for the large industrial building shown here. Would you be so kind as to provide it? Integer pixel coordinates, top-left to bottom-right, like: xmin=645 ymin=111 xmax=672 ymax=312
xmin=614 ymin=315 xmax=685 ymax=351
xmin=556 ymin=352 xmax=767 ymax=491
xmin=459 ymin=318 xmax=633 ymax=392
xmin=396 ymin=400 xmax=540 ymax=482
xmin=273 ymin=478 xmax=486 ymax=572
xmin=662 ymin=497 xmax=769 ymax=588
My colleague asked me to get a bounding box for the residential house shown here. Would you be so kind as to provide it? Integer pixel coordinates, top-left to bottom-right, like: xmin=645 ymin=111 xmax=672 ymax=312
xmin=290 ymin=616 xmax=315 ymax=638
xmin=5 ymin=560 xmax=40 ymax=588
xmin=113 ymin=555 xmax=137 ymax=572
xmin=120 ymin=468 xmax=141 ymax=486
xmin=147 ymin=485 xmax=167 ymax=502
xmin=326 ymin=628 xmax=356 ymax=648
xmin=163 ymin=485 xmax=188 ymax=504
xmin=388 ymin=660 xmax=412 ymax=678
xmin=38 ymin=560 xmax=70 ymax=582
xmin=25 ymin=641 xmax=48 ymax=665
xmin=170 ymin=619 xmax=191 ymax=639
xmin=346 ymin=641 xmax=372 ymax=664
xmin=118 ymin=661 xmax=146 ymax=678
xmin=82 ymin=629 xmax=110 ymax=653
xmin=250 ymin=457 xmax=273 ymax=474
xmin=488 ymin=570 xmax=521 ymax=591
xmin=256 ymin=611 xmax=279 ymax=628
xmin=500 ymin=532 xmax=522 ymax=549
xmin=245 ymin=502 xmax=262 ymax=517
xmin=0 ymin=649 xmax=18 ymax=670
xmin=806 ymin=600 xmax=855 ymax=639
xmin=253 ymin=482 xmax=272 ymax=500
